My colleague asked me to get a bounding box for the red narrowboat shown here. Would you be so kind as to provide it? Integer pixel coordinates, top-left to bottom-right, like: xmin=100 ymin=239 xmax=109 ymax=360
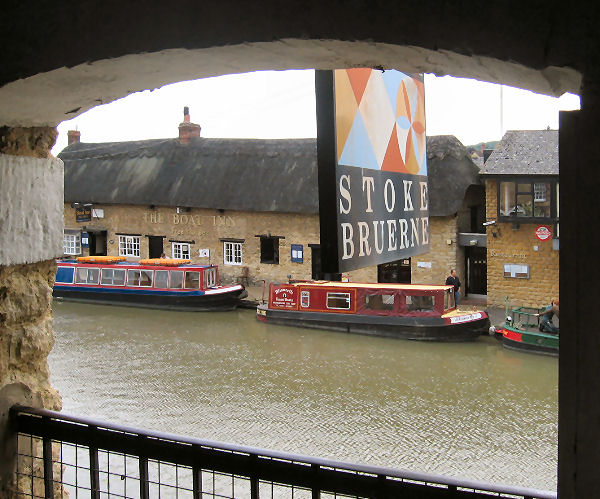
xmin=256 ymin=281 xmax=489 ymax=341
xmin=53 ymin=257 xmax=247 ymax=311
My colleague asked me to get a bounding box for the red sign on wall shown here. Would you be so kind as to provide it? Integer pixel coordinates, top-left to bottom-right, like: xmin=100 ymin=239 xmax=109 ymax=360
xmin=270 ymin=285 xmax=298 ymax=309
xmin=535 ymin=225 xmax=552 ymax=241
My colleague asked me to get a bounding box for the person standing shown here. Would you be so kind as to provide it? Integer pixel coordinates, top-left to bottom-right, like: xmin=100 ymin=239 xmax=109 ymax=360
xmin=445 ymin=268 xmax=461 ymax=306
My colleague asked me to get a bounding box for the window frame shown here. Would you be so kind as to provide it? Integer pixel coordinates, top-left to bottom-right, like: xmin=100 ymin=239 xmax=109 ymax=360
xmin=260 ymin=236 xmax=280 ymax=264
xmin=496 ymin=177 xmax=558 ymax=223
xmin=326 ymin=292 xmax=351 ymax=310
xmin=118 ymin=235 xmax=141 ymax=257
xmin=63 ymin=233 xmax=81 ymax=255
xmin=172 ymin=242 xmax=191 ymax=260
xmin=223 ymin=241 xmax=243 ymax=266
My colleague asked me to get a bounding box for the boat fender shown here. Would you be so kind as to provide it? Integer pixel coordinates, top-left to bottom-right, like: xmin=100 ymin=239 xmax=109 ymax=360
xmin=488 ymin=325 xmax=497 ymax=336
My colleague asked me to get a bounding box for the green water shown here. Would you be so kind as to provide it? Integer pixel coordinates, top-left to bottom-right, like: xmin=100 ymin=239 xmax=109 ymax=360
xmin=49 ymin=300 xmax=557 ymax=491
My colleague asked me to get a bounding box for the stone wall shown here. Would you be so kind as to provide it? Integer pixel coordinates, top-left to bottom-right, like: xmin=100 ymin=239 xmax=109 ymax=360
xmin=64 ymin=204 xmax=377 ymax=285
xmin=412 ymin=216 xmax=461 ymax=289
xmin=0 ymin=127 xmax=62 ymax=496
xmin=485 ymin=179 xmax=559 ymax=308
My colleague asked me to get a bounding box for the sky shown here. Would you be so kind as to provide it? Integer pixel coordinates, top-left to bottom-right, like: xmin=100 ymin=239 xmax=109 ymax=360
xmin=52 ymin=70 xmax=580 ymax=155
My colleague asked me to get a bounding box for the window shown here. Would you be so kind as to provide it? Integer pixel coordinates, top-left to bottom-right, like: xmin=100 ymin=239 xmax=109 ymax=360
xmin=63 ymin=233 xmax=81 ymax=255
xmin=154 ymin=270 xmax=169 ymax=289
xmin=406 ymin=295 xmax=435 ymax=312
xmin=169 ymin=271 xmax=184 ymax=289
xmin=301 ymin=290 xmax=310 ymax=308
xmin=75 ymin=267 xmax=99 ymax=284
xmin=444 ymin=289 xmax=455 ymax=310
xmin=364 ymin=294 xmax=394 ymax=311
xmin=260 ymin=237 xmax=279 ymax=264
xmin=172 ymin=242 xmax=190 ymax=259
xmin=118 ymin=235 xmax=140 ymax=257
xmin=184 ymin=271 xmax=200 ymax=289
xmin=326 ymin=292 xmax=351 ymax=310
xmin=127 ymin=269 xmax=153 ymax=287
xmin=498 ymin=180 xmax=557 ymax=220
xmin=224 ymin=242 xmax=243 ymax=265
xmin=204 ymin=268 xmax=217 ymax=288
xmin=101 ymin=268 xmax=126 ymax=286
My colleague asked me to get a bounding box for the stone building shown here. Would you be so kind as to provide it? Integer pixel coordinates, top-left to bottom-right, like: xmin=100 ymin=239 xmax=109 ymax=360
xmin=59 ymin=111 xmax=378 ymax=285
xmin=59 ymin=114 xmax=482 ymax=291
xmin=481 ymin=130 xmax=559 ymax=308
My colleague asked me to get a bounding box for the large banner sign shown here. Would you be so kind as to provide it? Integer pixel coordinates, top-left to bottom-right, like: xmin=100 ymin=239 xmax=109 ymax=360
xmin=316 ymin=69 xmax=429 ymax=274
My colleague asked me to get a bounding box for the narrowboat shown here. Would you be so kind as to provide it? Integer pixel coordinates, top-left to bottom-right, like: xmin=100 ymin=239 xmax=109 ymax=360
xmin=491 ymin=306 xmax=559 ymax=356
xmin=53 ymin=257 xmax=247 ymax=311
xmin=256 ymin=281 xmax=490 ymax=341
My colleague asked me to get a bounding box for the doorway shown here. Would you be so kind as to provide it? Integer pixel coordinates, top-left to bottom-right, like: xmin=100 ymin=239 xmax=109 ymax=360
xmin=465 ymin=247 xmax=487 ymax=295
xmin=148 ymin=236 xmax=164 ymax=259
xmin=378 ymin=259 xmax=411 ymax=283
xmin=88 ymin=231 xmax=107 ymax=256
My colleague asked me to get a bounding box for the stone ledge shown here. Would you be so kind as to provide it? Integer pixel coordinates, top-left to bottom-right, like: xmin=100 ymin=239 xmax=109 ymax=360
xmin=0 ymin=155 xmax=64 ymax=265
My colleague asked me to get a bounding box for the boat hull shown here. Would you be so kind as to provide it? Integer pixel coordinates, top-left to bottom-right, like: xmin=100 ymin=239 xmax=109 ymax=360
xmin=499 ymin=326 xmax=559 ymax=356
xmin=257 ymin=305 xmax=489 ymax=341
xmin=53 ymin=286 xmax=248 ymax=311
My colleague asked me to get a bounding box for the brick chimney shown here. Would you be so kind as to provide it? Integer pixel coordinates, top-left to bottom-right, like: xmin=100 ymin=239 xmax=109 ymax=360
xmin=67 ymin=130 xmax=81 ymax=145
xmin=178 ymin=106 xmax=201 ymax=144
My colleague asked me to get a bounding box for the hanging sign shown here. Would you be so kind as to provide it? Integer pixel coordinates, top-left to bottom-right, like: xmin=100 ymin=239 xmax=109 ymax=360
xmin=535 ymin=225 xmax=552 ymax=241
xmin=316 ymin=69 xmax=429 ymax=273
xmin=75 ymin=206 xmax=91 ymax=222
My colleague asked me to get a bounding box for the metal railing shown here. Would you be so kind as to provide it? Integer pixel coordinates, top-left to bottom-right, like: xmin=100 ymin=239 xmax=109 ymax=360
xmin=11 ymin=405 xmax=556 ymax=498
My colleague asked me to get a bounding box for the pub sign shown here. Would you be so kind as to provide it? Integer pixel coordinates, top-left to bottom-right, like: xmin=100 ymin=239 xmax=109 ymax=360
xmin=316 ymin=69 xmax=429 ymax=273
xmin=75 ymin=206 xmax=91 ymax=222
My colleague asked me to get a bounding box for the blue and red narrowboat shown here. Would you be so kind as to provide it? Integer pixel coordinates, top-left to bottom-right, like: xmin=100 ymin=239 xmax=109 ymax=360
xmin=256 ymin=281 xmax=489 ymax=341
xmin=53 ymin=256 xmax=247 ymax=311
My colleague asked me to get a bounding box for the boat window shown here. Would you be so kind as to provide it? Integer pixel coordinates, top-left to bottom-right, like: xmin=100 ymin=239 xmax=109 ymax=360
xmin=406 ymin=295 xmax=435 ymax=312
xmin=55 ymin=267 xmax=74 ymax=284
xmin=301 ymin=291 xmax=310 ymax=308
xmin=75 ymin=267 xmax=99 ymax=284
xmin=154 ymin=270 xmax=169 ymax=289
xmin=364 ymin=294 xmax=394 ymax=311
xmin=127 ymin=269 xmax=153 ymax=287
xmin=204 ymin=268 xmax=217 ymax=288
xmin=101 ymin=268 xmax=126 ymax=286
xmin=184 ymin=271 xmax=200 ymax=289
xmin=444 ymin=289 xmax=455 ymax=310
xmin=326 ymin=292 xmax=351 ymax=310
xmin=169 ymin=271 xmax=184 ymax=289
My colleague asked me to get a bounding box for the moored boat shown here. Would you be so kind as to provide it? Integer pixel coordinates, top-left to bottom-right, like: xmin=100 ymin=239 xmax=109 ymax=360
xmin=53 ymin=257 xmax=247 ymax=311
xmin=256 ymin=281 xmax=489 ymax=341
xmin=491 ymin=306 xmax=559 ymax=356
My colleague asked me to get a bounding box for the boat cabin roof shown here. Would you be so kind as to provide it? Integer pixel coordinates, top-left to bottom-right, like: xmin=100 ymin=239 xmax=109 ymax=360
xmin=289 ymin=281 xmax=453 ymax=292
xmin=58 ymin=259 xmax=214 ymax=270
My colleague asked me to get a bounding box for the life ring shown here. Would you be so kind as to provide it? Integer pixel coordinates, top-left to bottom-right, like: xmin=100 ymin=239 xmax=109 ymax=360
xmin=138 ymin=258 xmax=191 ymax=266
xmin=76 ymin=256 xmax=126 ymax=264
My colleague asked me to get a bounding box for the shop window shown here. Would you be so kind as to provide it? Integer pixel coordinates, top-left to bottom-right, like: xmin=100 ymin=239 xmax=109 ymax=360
xmin=75 ymin=267 xmax=99 ymax=285
xmin=498 ymin=180 xmax=557 ymax=220
xmin=406 ymin=295 xmax=435 ymax=312
xmin=326 ymin=292 xmax=351 ymax=310
xmin=364 ymin=294 xmax=394 ymax=311
xmin=63 ymin=233 xmax=81 ymax=255
xmin=118 ymin=235 xmax=140 ymax=257
xmin=101 ymin=268 xmax=126 ymax=286
xmin=224 ymin=242 xmax=243 ymax=266
xmin=260 ymin=237 xmax=279 ymax=264
xmin=127 ymin=269 xmax=153 ymax=287
xmin=169 ymin=271 xmax=184 ymax=288
xmin=184 ymin=271 xmax=200 ymax=289
xmin=172 ymin=242 xmax=190 ymax=259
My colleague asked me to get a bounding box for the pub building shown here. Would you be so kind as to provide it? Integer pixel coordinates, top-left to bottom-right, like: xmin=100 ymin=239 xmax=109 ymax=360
xmin=481 ymin=130 xmax=559 ymax=308
xmin=59 ymin=109 xmax=485 ymax=296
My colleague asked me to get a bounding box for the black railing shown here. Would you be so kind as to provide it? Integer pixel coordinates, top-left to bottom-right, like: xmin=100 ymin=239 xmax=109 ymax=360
xmin=11 ymin=405 xmax=556 ymax=499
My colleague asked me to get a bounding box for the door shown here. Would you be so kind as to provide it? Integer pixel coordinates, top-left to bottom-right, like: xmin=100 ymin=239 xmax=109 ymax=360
xmin=466 ymin=246 xmax=487 ymax=295
xmin=310 ymin=245 xmax=341 ymax=281
xmin=378 ymin=259 xmax=411 ymax=283
xmin=148 ymin=236 xmax=164 ymax=259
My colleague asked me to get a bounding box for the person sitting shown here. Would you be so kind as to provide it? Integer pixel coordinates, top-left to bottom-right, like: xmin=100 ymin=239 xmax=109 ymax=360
xmin=538 ymin=298 xmax=559 ymax=334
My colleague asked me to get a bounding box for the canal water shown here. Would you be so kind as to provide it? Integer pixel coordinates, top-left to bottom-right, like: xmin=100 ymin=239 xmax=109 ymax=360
xmin=49 ymin=300 xmax=558 ymax=491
